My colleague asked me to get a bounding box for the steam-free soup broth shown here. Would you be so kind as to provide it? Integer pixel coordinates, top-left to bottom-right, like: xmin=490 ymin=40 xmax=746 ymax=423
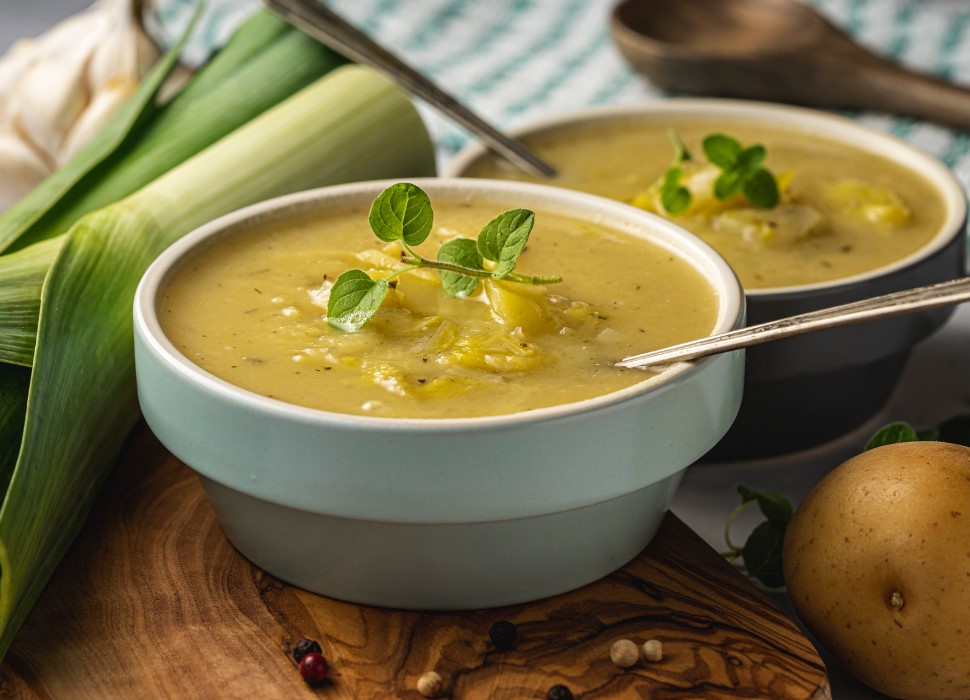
xmin=464 ymin=121 xmax=946 ymax=289
xmin=160 ymin=204 xmax=719 ymax=418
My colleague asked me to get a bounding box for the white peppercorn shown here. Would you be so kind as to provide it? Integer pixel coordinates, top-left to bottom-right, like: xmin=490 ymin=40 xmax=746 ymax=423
xmin=417 ymin=670 xmax=444 ymax=698
xmin=642 ymin=638 xmax=663 ymax=662
xmin=610 ymin=638 xmax=639 ymax=668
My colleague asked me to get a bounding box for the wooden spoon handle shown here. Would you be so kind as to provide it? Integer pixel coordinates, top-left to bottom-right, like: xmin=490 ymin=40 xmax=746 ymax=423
xmin=847 ymin=60 xmax=970 ymax=131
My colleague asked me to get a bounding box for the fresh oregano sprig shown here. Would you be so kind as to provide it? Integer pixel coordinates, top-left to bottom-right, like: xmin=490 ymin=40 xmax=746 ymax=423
xmin=327 ymin=182 xmax=562 ymax=331
xmin=722 ymin=485 xmax=792 ymax=589
xmin=660 ymin=129 xmax=692 ymax=216
xmin=659 ymin=131 xmax=781 ymax=215
xmin=702 ymin=133 xmax=780 ymax=208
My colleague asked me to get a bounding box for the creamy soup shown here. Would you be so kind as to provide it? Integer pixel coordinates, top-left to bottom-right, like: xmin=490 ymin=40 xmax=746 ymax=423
xmin=463 ymin=121 xmax=947 ymax=289
xmin=160 ymin=203 xmax=719 ymax=418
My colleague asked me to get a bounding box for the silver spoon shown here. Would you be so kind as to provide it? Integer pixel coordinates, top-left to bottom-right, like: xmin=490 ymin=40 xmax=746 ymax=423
xmin=616 ymin=277 xmax=970 ymax=369
xmin=261 ymin=0 xmax=558 ymax=178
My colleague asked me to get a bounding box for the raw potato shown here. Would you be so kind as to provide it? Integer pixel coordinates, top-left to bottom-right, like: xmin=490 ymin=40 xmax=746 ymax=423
xmin=783 ymin=441 xmax=970 ymax=700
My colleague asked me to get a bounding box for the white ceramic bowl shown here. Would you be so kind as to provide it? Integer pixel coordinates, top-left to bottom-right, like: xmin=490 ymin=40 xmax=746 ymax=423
xmin=446 ymin=101 xmax=968 ymax=459
xmin=134 ymin=178 xmax=744 ymax=609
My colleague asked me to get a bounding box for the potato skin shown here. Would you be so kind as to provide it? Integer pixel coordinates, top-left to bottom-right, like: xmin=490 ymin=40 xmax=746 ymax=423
xmin=783 ymin=441 xmax=970 ymax=700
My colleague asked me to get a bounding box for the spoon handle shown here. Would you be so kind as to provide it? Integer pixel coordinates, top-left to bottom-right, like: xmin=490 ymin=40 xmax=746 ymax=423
xmin=616 ymin=277 xmax=970 ymax=369
xmin=848 ymin=60 xmax=970 ymax=132
xmin=260 ymin=0 xmax=558 ymax=178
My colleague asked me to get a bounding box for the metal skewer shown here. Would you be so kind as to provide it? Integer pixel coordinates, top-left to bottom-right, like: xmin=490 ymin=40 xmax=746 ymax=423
xmin=262 ymin=0 xmax=558 ymax=178
xmin=616 ymin=276 xmax=970 ymax=369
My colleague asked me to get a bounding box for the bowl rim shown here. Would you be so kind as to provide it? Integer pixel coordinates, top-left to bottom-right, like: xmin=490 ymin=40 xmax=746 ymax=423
xmin=443 ymin=98 xmax=968 ymax=298
xmin=135 ymin=177 xmax=744 ymax=431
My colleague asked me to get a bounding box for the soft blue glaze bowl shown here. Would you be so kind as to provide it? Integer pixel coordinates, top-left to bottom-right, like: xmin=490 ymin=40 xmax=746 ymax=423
xmin=133 ymin=179 xmax=745 ymax=609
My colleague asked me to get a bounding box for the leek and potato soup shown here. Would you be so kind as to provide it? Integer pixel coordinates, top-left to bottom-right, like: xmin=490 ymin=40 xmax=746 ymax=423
xmin=160 ymin=200 xmax=719 ymax=418
xmin=463 ymin=121 xmax=947 ymax=289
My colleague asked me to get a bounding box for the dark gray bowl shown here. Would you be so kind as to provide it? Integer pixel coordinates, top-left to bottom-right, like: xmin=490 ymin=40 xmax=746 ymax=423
xmin=445 ymin=100 xmax=969 ymax=460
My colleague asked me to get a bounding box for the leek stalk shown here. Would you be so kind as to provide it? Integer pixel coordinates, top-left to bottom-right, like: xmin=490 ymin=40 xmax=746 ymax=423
xmin=0 ymin=11 xmax=347 ymax=255
xmin=0 ymin=239 xmax=61 ymax=366
xmin=0 ymin=64 xmax=436 ymax=656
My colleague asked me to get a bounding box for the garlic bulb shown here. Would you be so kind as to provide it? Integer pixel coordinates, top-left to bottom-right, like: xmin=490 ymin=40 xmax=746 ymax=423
xmin=0 ymin=0 xmax=161 ymax=212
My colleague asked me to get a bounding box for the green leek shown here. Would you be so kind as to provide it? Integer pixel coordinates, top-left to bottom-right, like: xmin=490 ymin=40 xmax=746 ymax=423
xmin=0 ymin=64 xmax=436 ymax=657
xmin=0 ymin=239 xmax=61 ymax=366
xmin=0 ymin=10 xmax=347 ymax=255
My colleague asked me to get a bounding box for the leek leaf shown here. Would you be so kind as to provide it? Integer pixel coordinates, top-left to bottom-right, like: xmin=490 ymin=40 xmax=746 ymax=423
xmin=0 ymin=65 xmax=436 ymax=657
xmin=0 ymin=239 xmax=64 ymax=366
xmin=0 ymin=365 xmax=29 ymax=499
xmin=1 ymin=10 xmax=347 ymax=255
xmin=0 ymin=8 xmax=197 ymax=255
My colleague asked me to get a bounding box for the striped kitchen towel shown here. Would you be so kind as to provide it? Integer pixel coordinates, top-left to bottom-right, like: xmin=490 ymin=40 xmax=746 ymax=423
xmin=148 ymin=0 xmax=970 ymax=189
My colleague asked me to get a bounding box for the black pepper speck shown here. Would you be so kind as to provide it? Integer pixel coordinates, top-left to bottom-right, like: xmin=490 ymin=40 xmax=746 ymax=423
xmin=293 ymin=637 xmax=322 ymax=663
xmin=489 ymin=620 xmax=517 ymax=650
xmin=547 ymin=684 xmax=574 ymax=700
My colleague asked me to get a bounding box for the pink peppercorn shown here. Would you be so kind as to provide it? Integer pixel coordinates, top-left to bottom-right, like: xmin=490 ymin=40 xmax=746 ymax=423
xmin=299 ymin=651 xmax=328 ymax=686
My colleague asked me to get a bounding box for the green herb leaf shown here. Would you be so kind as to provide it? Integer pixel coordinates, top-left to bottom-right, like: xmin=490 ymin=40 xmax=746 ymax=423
xmin=368 ymin=182 xmax=434 ymax=246
xmin=660 ymin=167 xmax=692 ymax=215
xmin=437 ymin=238 xmax=483 ymax=297
xmin=326 ymin=269 xmax=389 ymax=332
xmin=741 ymin=521 xmax=786 ymax=588
xmin=742 ymin=168 xmax=781 ymax=209
xmin=702 ymin=134 xmax=741 ymax=169
xmin=713 ymin=169 xmax=745 ymax=200
xmin=736 ymin=485 xmax=792 ymax=528
xmin=668 ymin=129 xmax=692 ymax=164
xmin=938 ymin=414 xmax=970 ymax=447
xmin=735 ymin=145 xmax=766 ymax=174
xmin=866 ymin=421 xmax=919 ymax=450
xmin=477 ymin=208 xmax=535 ymax=279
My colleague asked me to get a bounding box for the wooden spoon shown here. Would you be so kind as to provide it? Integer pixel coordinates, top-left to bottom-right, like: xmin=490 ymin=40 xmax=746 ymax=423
xmin=611 ymin=0 xmax=970 ymax=130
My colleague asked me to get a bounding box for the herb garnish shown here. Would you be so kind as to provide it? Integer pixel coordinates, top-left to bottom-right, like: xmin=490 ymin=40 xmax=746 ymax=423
xmin=327 ymin=183 xmax=562 ymax=331
xmin=722 ymin=485 xmax=791 ymax=589
xmin=659 ymin=131 xmax=781 ymax=215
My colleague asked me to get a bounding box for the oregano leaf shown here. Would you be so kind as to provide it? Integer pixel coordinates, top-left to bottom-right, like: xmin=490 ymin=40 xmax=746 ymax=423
xmin=866 ymin=421 xmax=919 ymax=450
xmin=714 ymin=169 xmax=744 ymax=200
xmin=735 ymin=144 xmax=766 ymax=174
xmin=736 ymin=484 xmax=758 ymax=504
xmin=326 ymin=269 xmax=389 ymax=332
xmin=741 ymin=521 xmax=786 ymax=588
xmin=754 ymin=491 xmax=793 ymax=528
xmin=437 ymin=238 xmax=483 ymax=297
xmin=742 ymin=168 xmax=780 ymax=208
xmin=661 ymin=167 xmax=691 ymax=215
xmin=668 ymin=129 xmax=692 ymax=164
xmin=702 ymin=133 xmax=741 ymax=169
xmin=477 ymin=208 xmax=535 ymax=279
xmin=368 ymin=182 xmax=434 ymax=245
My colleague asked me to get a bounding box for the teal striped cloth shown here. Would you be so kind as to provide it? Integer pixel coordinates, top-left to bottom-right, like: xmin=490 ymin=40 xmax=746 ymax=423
xmin=148 ymin=0 xmax=970 ymax=187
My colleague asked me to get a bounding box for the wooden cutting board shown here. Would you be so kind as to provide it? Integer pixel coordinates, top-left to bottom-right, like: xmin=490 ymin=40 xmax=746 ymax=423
xmin=1 ymin=424 xmax=829 ymax=699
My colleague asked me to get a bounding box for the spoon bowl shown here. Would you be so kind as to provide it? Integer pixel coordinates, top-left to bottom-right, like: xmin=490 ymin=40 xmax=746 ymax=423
xmin=611 ymin=0 xmax=970 ymax=130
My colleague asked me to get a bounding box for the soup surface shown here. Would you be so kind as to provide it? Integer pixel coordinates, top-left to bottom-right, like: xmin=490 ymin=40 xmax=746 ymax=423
xmin=463 ymin=120 xmax=946 ymax=289
xmin=160 ymin=203 xmax=719 ymax=418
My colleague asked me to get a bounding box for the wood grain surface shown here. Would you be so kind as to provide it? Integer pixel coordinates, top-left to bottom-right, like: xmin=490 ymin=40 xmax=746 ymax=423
xmin=1 ymin=424 xmax=830 ymax=699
